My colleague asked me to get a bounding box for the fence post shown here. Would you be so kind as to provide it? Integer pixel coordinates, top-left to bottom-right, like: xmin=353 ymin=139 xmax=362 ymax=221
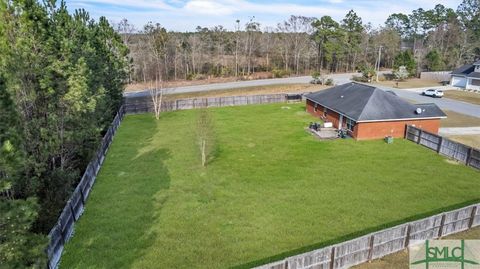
xmin=367 ymin=235 xmax=375 ymax=261
xmin=79 ymin=187 xmax=86 ymax=203
xmin=438 ymin=214 xmax=446 ymax=238
xmin=468 ymin=206 xmax=477 ymax=229
xmin=404 ymin=224 xmax=411 ymax=248
xmin=466 ymin=147 xmax=473 ymax=165
xmin=58 ymin=224 xmax=66 ymax=245
xmin=437 ymin=136 xmax=443 ymax=153
xmin=417 ymin=129 xmax=422 ymax=144
xmin=329 ymin=247 xmax=336 ymax=269
xmin=69 ymin=202 xmax=77 ymax=222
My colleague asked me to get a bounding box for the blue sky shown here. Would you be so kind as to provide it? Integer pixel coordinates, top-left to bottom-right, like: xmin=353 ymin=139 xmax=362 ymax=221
xmin=65 ymin=0 xmax=462 ymax=31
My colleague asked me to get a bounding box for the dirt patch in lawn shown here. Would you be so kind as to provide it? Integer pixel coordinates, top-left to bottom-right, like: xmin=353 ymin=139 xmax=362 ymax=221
xmin=444 ymin=90 xmax=480 ymax=105
xmin=445 ymin=159 xmax=461 ymax=165
xmin=441 ymin=110 xmax=480 ymax=127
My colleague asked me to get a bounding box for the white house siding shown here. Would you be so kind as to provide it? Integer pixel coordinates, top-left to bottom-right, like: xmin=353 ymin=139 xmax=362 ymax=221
xmin=467 ymin=78 xmax=480 ymax=90
xmin=451 ymin=75 xmax=467 ymax=87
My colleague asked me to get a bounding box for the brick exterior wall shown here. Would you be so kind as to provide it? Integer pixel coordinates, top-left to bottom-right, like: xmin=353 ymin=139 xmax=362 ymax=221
xmin=306 ymin=99 xmax=346 ymax=129
xmin=354 ymin=119 xmax=440 ymax=140
xmin=306 ymin=99 xmax=442 ymax=140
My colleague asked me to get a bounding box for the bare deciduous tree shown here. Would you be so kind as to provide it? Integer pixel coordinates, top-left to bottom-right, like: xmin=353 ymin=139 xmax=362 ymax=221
xmin=196 ymin=109 xmax=214 ymax=167
xmin=149 ymin=77 xmax=165 ymax=120
xmin=115 ymin=18 xmax=136 ymax=45
xmin=124 ymin=3 xmax=478 ymax=85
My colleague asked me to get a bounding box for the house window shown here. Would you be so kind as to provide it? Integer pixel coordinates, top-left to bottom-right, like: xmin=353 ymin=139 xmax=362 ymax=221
xmin=346 ymin=118 xmax=356 ymax=132
xmin=471 ymin=79 xmax=480 ymax=86
xmin=314 ymin=103 xmax=318 ymax=112
xmin=323 ymin=107 xmax=327 ymax=117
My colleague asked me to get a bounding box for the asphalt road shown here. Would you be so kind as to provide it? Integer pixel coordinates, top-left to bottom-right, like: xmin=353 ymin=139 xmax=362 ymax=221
xmin=124 ymin=72 xmax=480 ymax=118
xmin=124 ymin=72 xmax=360 ymax=98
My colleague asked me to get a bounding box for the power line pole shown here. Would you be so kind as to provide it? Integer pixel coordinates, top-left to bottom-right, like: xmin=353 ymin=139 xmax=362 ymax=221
xmin=235 ymin=19 xmax=240 ymax=78
xmin=376 ymin=46 xmax=383 ymax=82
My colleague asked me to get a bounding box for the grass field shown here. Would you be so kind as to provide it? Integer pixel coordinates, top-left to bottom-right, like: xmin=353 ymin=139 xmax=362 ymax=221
xmin=447 ymin=135 xmax=480 ymax=149
xmin=164 ymin=83 xmax=325 ymax=100
xmin=374 ymin=78 xmax=442 ymax=89
xmin=441 ymin=110 xmax=480 ymax=127
xmin=60 ymin=104 xmax=480 ymax=269
xmin=444 ymin=90 xmax=480 ymax=105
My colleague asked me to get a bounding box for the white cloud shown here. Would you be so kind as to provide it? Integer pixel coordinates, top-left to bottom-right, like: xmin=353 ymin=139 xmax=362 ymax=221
xmin=183 ymin=0 xmax=235 ymax=15
xmin=70 ymin=0 xmax=174 ymax=10
xmin=66 ymin=0 xmax=463 ymax=31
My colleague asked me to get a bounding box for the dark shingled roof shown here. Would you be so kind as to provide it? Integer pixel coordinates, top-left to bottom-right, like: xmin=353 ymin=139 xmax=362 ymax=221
xmin=305 ymin=82 xmax=446 ymax=122
xmin=451 ymin=64 xmax=475 ymax=76
xmin=468 ymin=72 xmax=480 ymax=79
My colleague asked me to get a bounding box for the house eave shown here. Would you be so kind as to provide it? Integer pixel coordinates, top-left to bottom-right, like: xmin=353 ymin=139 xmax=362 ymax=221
xmin=356 ymin=116 xmax=447 ymax=123
xmin=305 ymin=97 xmax=358 ymax=121
xmin=306 ymin=97 xmax=446 ymax=123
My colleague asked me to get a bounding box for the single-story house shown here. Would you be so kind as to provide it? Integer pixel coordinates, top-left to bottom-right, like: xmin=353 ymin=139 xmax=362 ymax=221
xmin=450 ymin=60 xmax=480 ymax=90
xmin=305 ymin=82 xmax=447 ymax=140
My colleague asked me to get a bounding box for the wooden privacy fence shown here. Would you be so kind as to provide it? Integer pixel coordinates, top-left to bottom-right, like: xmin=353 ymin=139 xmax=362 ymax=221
xmin=405 ymin=125 xmax=480 ymax=170
xmin=46 ymin=106 xmax=125 ymax=269
xmin=124 ymin=93 xmax=295 ymax=114
xmin=419 ymin=71 xmax=451 ymax=82
xmin=254 ymin=204 xmax=480 ymax=269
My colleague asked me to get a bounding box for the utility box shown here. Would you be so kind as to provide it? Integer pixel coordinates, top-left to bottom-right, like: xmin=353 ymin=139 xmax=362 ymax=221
xmin=385 ymin=136 xmax=394 ymax=144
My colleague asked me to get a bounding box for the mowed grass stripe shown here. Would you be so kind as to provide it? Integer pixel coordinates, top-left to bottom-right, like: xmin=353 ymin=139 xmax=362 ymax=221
xmin=60 ymin=103 xmax=480 ymax=269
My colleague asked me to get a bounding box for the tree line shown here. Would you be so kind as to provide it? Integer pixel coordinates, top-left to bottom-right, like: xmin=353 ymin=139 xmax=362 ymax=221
xmin=0 ymin=1 xmax=128 ymax=267
xmin=119 ymin=0 xmax=479 ymax=84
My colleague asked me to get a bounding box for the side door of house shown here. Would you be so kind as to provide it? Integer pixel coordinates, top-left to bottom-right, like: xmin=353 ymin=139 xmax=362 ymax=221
xmin=338 ymin=115 xmax=343 ymax=129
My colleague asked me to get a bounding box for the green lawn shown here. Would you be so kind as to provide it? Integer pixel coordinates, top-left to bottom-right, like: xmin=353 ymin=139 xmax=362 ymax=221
xmin=60 ymin=103 xmax=480 ymax=269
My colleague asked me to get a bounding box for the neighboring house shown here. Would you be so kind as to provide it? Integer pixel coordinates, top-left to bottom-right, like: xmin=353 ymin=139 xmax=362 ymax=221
xmin=305 ymin=82 xmax=447 ymax=140
xmin=450 ymin=60 xmax=480 ymax=90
